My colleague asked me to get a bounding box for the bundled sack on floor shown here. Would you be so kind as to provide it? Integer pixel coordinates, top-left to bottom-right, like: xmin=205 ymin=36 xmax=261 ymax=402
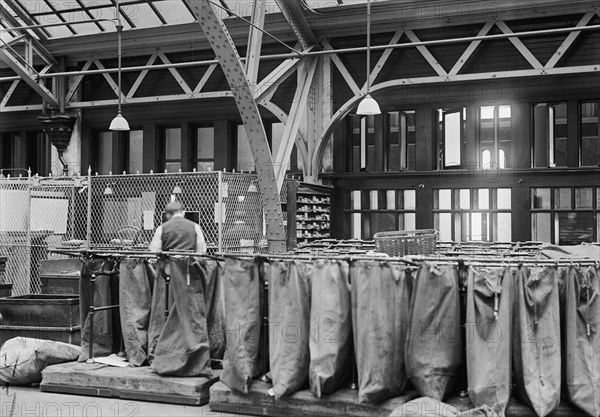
xmin=0 ymin=338 xmax=80 ymax=385
xmin=539 ymin=243 xmax=600 ymax=261
xmin=148 ymin=257 xmax=213 ymax=377
xmin=564 ymin=265 xmax=600 ymax=417
xmin=220 ymin=257 xmax=264 ymax=394
xmin=406 ymin=264 xmax=462 ymax=401
xmin=309 ymin=260 xmax=352 ymax=398
xmin=389 ymin=397 xmax=499 ymax=417
xmin=465 ymin=266 xmax=513 ymax=417
xmin=79 ymin=257 xmax=121 ymax=362
xmin=119 ymin=258 xmax=155 ymax=367
xmin=268 ymin=260 xmax=312 ymax=399
xmin=513 ymin=266 xmax=561 ymax=417
xmin=352 ymin=260 xmax=412 ymax=403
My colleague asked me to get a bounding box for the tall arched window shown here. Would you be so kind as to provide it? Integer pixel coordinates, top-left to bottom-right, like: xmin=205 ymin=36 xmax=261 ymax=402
xmin=482 ymin=149 xmax=491 ymax=169
xmin=499 ymin=149 xmax=506 ymax=169
xmin=479 ymin=105 xmax=512 ymax=169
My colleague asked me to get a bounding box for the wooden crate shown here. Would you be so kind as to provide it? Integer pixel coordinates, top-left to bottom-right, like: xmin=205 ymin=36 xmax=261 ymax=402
xmin=42 ymin=362 xmax=220 ymax=406
xmin=209 ymin=381 xmax=588 ymax=417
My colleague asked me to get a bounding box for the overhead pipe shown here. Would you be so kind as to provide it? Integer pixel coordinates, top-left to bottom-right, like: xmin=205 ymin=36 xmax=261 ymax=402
xmin=0 ymin=24 xmax=599 ymax=83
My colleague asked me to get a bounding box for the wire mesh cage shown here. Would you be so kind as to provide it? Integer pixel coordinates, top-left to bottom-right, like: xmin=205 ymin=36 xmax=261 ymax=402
xmin=88 ymin=171 xmax=267 ymax=253
xmin=0 ymin=170 xmax=267 ymax=295
xmin=0 ymin=174 xmax=88 ymax=295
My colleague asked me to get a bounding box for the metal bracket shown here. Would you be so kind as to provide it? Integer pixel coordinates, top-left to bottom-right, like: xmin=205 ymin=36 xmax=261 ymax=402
xmin=184 ymin=0 xmax=286 ymax=252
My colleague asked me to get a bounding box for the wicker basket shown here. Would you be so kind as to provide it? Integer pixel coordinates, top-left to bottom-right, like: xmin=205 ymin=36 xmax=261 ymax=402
xmin=373 ymin=229 xmax=438 ymax=257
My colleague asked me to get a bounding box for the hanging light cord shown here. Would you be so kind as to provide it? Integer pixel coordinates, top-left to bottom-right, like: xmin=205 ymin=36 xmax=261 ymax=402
xmin=366 ymin=0 xmax=371 ymax=94
xmin=116 ymin=0 xmax=123 ymax=114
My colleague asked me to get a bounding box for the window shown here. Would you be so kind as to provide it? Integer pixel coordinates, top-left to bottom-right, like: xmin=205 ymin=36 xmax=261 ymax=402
xmin=1 ymin=131 xmax=50 ymax=176
xmin=348 ymin=115 xmax=375 ymax=172
xmin=346 ymin=189 xmax=416 ymax=240
xmin=96 ymin=131 xmax=113 ymax=174
xmin=436 ymin=108 xmax=466 ymax=169
xmin=533 ymin=103 xmax=568 ymax=168
xmin=531 ymin=187 xmax=599 ymax=244
xmin=387 ymin=111 xmax=416 ymax=171
xmin=479 ymin=105 xmax=511 ymax=169
xmin=581 ymin=101 xmax=599 ymax=167
xmin=433 ymin=188 xmax=512 ymax=242
xmin=195 ymin=127 xmax=214 ymax=172
xmin=271 ymin=122 xmax=303 ymax=175
xmin=162 ymin=127 xmax=182 ymax=173
xmin=0 ymin=131 xmax=20 ymax=173
xmin=346 ymin=111 xmax=416 ymax=173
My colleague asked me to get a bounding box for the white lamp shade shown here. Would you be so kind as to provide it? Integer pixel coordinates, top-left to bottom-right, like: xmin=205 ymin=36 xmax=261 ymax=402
xmin=109 ymin=113 xmax=130 ymax=131
xmin=356 ymin=94 xmax=381 ymax=115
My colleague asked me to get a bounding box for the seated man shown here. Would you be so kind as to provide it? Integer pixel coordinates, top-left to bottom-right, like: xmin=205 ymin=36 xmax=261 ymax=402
xmin=149 ymin=201 xmax=206 ymax=254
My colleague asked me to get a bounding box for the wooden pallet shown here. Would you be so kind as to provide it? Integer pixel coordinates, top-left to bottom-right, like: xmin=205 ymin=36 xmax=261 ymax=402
xmin=209 ymin=380 xmax=589 ymax=417
xmin=41 ymin=362 xmax=219 ymax=406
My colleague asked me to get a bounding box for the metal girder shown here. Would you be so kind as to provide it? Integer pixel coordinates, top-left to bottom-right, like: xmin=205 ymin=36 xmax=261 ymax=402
xmin=405 ymin=30 xmax=447 ymax=76
xmin=322 ymin=39 xmax=360 ymax=94
xmin=157 ymin=52 xmax=193 ymax=94
xmin=496 ymin=21 xmax=543 ymax=69
xmin=449 ymin=22 xmax=493 ymax=75
xmin=260 ymin=100 xmax=309 ymax=174
xmin=245 ymin=0 xmax=267 ymax=85
xmin=365 ymin=30 xmax=403 ymax=88
xmin=0 ymin=46 xmax=59 ymax=107
xmin=545 ymin=12 xmax=595 ymax=68
xmin=68 ymin=91 xmax=233 ymax=108
xmin=0 ymin=3 xmax=56 ymax=66
xmin=2 ymin=0 xmax=49 ymax=40
xmin=183 ymin=0 xmax=286 ymax=252
xmin=126 ymin=55 xmax=157 ymax=99
xmin=0 ymin=80 xmax=19 ymax=108
xmin=273 ymin=0 xmax=317 ymax=49
xmin=193 ymin=63 xmax=217 ymax=93
xmin=273 ymin=56 xmax=318 ymax=190
xmin=255 ymin=56 xmax=303 ymax=103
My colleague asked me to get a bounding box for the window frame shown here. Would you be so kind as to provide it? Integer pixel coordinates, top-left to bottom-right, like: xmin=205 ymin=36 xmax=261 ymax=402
xmin=345 ymin=189 xmax=417 ymax=240
xmin=530 ymin=186 xmax=599 ymax=244
xmin=159 ymin=125 xmax=183 ymax=173
xmin=436 ymin=107 xmax=466 ymax=170
xmin=433 ymin=187 xmax=513 ymax=243
xmin=579 ymin=100 xmax=600 ymax=167
xmin=478 ymin=105 xmax=512 ymax=169
xmin=192 ymin=124 xmax=215 ymax=173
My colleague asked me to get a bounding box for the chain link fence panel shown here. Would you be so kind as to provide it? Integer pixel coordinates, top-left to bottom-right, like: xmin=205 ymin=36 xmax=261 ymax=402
xmin=0 ymin=171 xmax=271 ymax=295
xmin=88 ymin=172 xmax=267 ymax=254
xmin=0 ymin=174 xmax=88 ymax=295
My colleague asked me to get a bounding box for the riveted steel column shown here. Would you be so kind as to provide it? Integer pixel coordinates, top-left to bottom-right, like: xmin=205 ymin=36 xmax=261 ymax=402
xmin=184 ymin=0 xmax=286 ymax=252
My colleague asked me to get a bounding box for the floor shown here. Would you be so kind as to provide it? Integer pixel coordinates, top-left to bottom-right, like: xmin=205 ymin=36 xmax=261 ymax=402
xmin=1 ymin=386 xmax=248 ymax=417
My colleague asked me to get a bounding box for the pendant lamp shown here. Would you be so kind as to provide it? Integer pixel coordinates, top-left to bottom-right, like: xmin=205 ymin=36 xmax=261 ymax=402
xmin=357 ymin=0 xmax=380 ymax=115
xmin=109 ymin=0 xmax=130 ymax=131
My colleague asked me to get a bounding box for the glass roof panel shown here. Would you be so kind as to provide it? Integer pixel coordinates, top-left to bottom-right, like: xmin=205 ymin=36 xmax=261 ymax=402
xmin=222 ymin=0 xmax=280 ymax=18
xmin=43 ymin=24 xmax=74 ymax=38
xmin=70 ymin=22 xmax=104 ymax=36
xmin=152 ymin=0 xmax=195 ymax=25
xmin=127 ymin=2 xmax=164 ymax=28
xmin=4 ymin=0 xmax=389 ymax=39
xmin=1 ymin=27 xmax=16 ymax=43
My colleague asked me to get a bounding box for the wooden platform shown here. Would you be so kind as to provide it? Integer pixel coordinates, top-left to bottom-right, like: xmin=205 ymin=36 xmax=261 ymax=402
xmin=41 ymin=362 xmax=219 ymax=405
xmin=209 ymin=381 xmax=588 ymax=417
